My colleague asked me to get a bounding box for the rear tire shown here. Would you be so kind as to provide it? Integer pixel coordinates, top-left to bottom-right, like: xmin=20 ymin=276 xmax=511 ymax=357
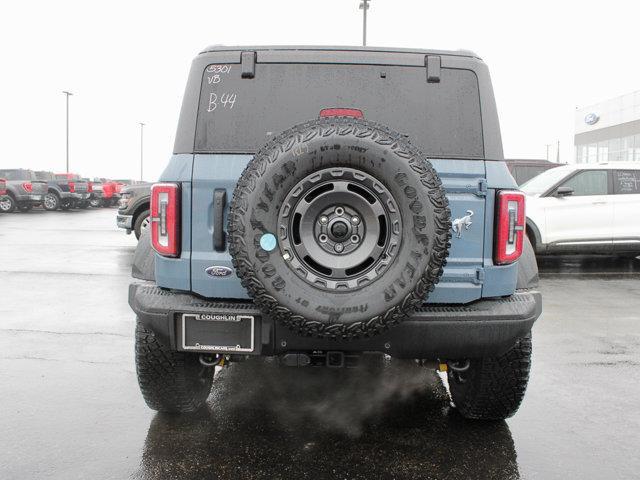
xmin=89 ymin=197 xmax=101 ymax=208
xmin=44 ymin=193 xmax=60 ymax=211
xmin=135 ymin=319 xmax=214 ymax=413
xmin=134 ymin=209 xmax=150 ymax=240
xmin=0 ymin=195 xmax=16 ymax=213
xmin=447 ymin=333 xmax=532 ymax=420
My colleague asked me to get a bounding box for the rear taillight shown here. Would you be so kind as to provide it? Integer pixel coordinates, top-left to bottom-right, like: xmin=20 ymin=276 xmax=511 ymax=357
xmin=494 ymin=190 xmax=526 ymax=265
xmin=151 ymin=183 xmax=180 ymax=257
xmin=319 ymin=108 xmax=364 ymax=118
xmin=22 ymin=182 xmax=33 ymax=193
xmin=68 ymin=181 xmax=75 ymax=193
xmin=88 ymin=182 xmax=93 ymax=193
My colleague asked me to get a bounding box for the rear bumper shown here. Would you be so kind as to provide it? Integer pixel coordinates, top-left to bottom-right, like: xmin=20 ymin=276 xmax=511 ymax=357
xmin=15 ymin=193 xmax=44 ymax=204
xmin=129 ymin=282 xmax=542 ymax=359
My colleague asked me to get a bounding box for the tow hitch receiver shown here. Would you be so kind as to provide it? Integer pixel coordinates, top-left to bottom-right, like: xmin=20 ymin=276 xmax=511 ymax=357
xmin=280 ymin=351 xmax=360 ymax=368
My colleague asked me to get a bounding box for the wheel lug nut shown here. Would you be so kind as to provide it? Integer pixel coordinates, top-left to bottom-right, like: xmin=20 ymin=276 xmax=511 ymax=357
xmin=351 ymin=235 xmax=360 ymax=243
xmin=319 ymin=234 xmax=328 ymax=243
xmin=320 ymin=216 xmax=329 ymax=225
xmin=334 ymin=243 xmax=344 ymax=253
xmin=351 ymin=216 xmax=360 ymax=225
xmin=335 ymin=207 xmax=344 ymax=216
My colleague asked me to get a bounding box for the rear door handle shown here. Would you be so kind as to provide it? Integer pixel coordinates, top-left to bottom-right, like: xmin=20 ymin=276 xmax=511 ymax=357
xmin=213 ymin=189 xmax=227 ymax=251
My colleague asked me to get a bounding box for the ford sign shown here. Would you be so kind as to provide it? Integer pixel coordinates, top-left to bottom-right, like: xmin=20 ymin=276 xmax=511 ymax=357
xmin=584 ymin=113 xmax=599 ymax=125
xmin=205 ymin=266 xmax=233 ymax=278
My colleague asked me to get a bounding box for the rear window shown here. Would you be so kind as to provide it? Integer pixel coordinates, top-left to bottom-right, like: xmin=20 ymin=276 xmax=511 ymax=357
xmin=0 ymin=170 xmax=33 ymax=181
xmin=35 ymin=172 xmax=54 ymax=181
xmin=55 ymin=174 xmax=81 ymax=181
xmin=613 ymin=170 xmax=640 ymax=194
xmin=195 ymin=63 xmax=483 ymax=158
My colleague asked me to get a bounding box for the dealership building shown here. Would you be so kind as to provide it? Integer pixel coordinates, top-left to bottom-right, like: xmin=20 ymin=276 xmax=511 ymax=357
xmin=575 ymin=90 xmax=640 ymax=164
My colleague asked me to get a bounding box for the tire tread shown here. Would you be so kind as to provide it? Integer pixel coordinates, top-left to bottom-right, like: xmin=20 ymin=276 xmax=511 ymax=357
xmin=135 ymin=320 xmax=213 ymax=413
xmin=449 ymin=334 xmax=532 ymax=420
xmin=228 ymin=117 xmax=451 ymax=340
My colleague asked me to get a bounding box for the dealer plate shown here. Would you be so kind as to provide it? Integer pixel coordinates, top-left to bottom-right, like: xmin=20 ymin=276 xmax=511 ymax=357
xmin=181 ymin=313 xmax=255 ymax=353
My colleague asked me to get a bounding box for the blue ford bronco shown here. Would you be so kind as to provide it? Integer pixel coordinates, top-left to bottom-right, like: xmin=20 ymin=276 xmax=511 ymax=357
xmin=129 ymin=46 xmax=541 ymax=420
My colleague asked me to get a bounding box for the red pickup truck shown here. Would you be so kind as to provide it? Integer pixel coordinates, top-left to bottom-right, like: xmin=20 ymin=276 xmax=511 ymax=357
xmin=92 ymin=178 xmax=121 ymax=207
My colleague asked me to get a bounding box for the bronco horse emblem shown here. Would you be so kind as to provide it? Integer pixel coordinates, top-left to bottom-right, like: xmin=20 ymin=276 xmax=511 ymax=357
xmin=452 ymin=210 xmax=474 ymax=239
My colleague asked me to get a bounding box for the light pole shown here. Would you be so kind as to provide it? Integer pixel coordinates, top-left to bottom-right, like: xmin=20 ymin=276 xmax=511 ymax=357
xmin=359 ymin=0 xmax=370 ymax=47
xmin=139 ymin=122 xmax=145 ymax=182
xmin=63 ymin=91 xmax=73 ymax=172
xmin=545 ymin=144 xmax=552 ymax=161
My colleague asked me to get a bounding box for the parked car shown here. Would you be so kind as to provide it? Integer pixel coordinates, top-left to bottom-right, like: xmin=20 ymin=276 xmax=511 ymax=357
xmin=117 ymin=183 xmax=151 ymax=239
xmin=128 ymin=46 xmax=541 ymax=421
xmin=89 ymin=180 xmax=105 ymax=207
xmin=505 ymin=159 xmax=563 ymax=185
xmin=81 ymin=177 xmax=102 ymax=207
xmin=522 ymin=162 xmax=640 ymax=255
xmin=52 ymin=173 xmax=90 ymax=209
xmin=92 ymin=178 xmax=121 ymax=207
xmin=34 ymin=171 xmax=86 ymax=211
xmin=0 ymin=178 xmax=6 ymax=197
xmin=0 ymin=169 xmax=47 ymax=213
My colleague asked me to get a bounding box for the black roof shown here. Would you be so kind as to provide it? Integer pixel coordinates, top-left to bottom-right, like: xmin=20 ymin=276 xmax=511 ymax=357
xmin=200 ymin=45 xmax=480 ymax=59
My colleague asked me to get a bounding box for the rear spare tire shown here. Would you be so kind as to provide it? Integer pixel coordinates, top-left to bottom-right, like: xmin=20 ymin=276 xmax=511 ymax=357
xmin=228 ymin=117 xmax=451 ymax=340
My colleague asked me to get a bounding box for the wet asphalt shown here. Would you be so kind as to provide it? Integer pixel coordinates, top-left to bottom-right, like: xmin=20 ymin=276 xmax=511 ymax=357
xmin=1 ymin=208 xmax=639 ymax=480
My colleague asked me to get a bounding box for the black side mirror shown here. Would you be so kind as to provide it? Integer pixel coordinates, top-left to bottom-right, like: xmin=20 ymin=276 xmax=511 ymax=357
xmin=556 ymin=186 xmax=574 ymax=197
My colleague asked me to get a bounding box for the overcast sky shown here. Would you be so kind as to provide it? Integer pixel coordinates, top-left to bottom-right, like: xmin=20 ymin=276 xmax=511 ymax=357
xmin=2 ymin=0 xmax=639 ymax=181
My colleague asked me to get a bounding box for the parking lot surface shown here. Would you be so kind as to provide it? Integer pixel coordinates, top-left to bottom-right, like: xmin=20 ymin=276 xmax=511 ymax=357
xmin=1 ymin=208 xmax=639 ymax=480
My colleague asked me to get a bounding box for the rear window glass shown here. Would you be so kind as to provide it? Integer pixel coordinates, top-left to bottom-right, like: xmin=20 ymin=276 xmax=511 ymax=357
xmin=55 ymin=174 xmax=81 ymax=181
xmin=0 ymin=170 xmax=33 ymax=181
xmin=613 ymin=170 xmax=640 ymax=194
xmin=195 ymin=63 xmax=483 ymax=158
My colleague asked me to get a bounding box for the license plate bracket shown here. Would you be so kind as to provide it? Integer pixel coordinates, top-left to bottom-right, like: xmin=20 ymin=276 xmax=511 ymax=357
xmin=180 ymin=313 xmax=255 ymax=353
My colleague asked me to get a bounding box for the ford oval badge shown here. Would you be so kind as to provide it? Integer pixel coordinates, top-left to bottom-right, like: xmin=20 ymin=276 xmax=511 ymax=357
xmin=205 ymin=266 xmax=233 ymax=278
xmin=584 ymin=113 xmax=599 ymax=125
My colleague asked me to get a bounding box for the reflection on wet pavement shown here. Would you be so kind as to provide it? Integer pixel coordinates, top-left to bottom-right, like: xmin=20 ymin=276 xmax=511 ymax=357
xmin=134 ymin=361 xmax=519 ymax=480
xmin=537 ymin=254 xmax=640 ymax=276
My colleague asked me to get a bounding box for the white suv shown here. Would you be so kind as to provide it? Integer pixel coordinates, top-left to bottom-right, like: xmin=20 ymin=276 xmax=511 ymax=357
xmin=521 ymin=163 xmax=640 ymax=255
